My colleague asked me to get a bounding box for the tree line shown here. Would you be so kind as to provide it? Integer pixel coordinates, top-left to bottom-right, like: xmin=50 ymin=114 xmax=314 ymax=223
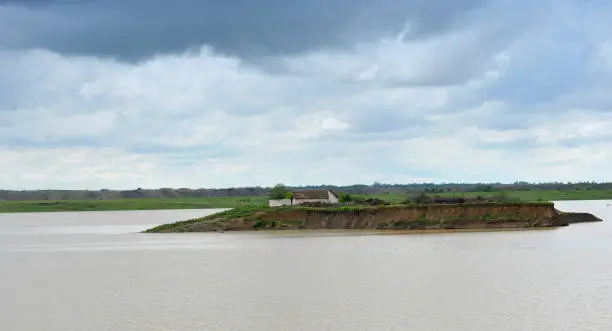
xmin=1 ymin=181 xmax=611 ymax=201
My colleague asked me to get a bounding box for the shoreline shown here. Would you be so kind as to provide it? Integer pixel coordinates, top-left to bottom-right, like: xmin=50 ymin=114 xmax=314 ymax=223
xmin=217 ymin=227 xmax=563 ymax=237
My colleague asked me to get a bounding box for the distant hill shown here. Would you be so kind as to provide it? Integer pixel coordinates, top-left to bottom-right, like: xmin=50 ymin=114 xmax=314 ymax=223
xmin=1 ymin=182 xmax=611 ymax=201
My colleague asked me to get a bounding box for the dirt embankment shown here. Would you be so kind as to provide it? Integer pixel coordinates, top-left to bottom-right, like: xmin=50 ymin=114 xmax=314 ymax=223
xmin=147 ymin=203 xmax=603 ymax=233
xmin=262 ymin=203 xmax=558 ymax=230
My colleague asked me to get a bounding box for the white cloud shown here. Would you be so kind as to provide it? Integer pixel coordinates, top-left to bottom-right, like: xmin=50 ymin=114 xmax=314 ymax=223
xmin=2 ymin=1 xmax=612 ymax=189
xmin=281 ymin=24 xmax=507 ymax=86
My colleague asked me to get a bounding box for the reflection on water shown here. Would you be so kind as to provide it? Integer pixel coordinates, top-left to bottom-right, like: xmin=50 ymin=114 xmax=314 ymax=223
xmin=0 ymin=201 xmax=611 ymax=331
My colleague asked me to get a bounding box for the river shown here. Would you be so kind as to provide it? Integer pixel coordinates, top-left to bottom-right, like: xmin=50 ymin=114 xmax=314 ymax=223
xmin=0 ymin=200 xmax=611 ymax=330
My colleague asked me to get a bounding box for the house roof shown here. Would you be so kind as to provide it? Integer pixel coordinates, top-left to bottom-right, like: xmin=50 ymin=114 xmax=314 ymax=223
xmin=292 ymin=189 xmax=332 ymax=200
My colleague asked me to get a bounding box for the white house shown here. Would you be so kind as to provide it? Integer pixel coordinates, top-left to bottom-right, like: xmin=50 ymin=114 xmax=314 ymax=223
xmin=268 ymin=189 xmax=340 ymax=207
xmin=291 ymin=189 xmax=339 ymax=205
xmin=268 ymin=199 xmax=292 ymax=207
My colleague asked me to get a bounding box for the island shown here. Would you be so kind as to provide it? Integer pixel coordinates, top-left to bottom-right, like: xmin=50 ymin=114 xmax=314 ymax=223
xmin=144 ymin=192 xmax=604 ymax=233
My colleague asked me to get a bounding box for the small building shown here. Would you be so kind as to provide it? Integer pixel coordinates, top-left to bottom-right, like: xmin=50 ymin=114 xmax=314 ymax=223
xmin=268 ymin=198 xmax=292 ymax=207
xmin=291 ymin=189 xmax=339 ymax=205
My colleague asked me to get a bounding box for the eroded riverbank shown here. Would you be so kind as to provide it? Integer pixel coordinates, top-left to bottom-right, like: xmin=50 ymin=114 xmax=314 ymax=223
xmin=145 ymin=202 xmax=603 ymax=233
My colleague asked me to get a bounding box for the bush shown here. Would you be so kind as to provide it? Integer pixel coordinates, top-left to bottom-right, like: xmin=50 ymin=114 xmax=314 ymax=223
xmin=339 ymin=193 xmax=354 ymax=202
xmin=254 ymin=220 xmax=267 ymax=229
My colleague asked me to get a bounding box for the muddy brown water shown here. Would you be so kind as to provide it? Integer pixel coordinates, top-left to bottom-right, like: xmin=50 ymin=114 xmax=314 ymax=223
xmin=1 ymin=201 xmax=611 ymax=330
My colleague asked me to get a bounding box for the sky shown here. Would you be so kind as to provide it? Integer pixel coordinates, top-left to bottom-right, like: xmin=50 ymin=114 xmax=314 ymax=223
xmin=1 ymin=0 xmax=612 ymax=189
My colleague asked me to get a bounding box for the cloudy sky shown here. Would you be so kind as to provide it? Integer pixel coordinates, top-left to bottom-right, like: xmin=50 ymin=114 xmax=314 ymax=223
xmin=1 ymin=0 xmax=612 ymax=189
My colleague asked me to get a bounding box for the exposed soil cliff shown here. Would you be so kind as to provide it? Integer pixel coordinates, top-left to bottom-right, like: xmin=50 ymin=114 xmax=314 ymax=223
xmin=145 ymin=202 xmax=604 ymax=233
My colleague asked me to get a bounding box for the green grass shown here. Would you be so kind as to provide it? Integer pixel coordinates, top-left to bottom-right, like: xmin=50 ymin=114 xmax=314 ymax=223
xmin=1 ymin=189 xmax=611 ymax=214
xmin=356 ymin=189 xmax=612 ymax=203
xmin=299 ymin=201 xmax=552 ymax=212
xmin=433 ymin=189 xmax=612 ymax=201
xmin=0 ymin=196 xmax=267 ymax=213
xmin=143 ymin=204 xmax=268 ymax=233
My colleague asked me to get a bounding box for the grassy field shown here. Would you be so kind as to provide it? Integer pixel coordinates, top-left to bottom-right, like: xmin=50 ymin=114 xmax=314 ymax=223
xmin=359 ymin=189 xmax=612 ymax=204
xmin=0 ymin=196 xmax=267 ymax=213
xmin=1 ymin=189 xmax=611 ymax=213
xmin=423 ymin=189 xmax=612 ymax=202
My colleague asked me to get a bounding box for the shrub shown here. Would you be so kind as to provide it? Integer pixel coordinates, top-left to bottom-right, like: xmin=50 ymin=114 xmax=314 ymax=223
xmin=339 ymin=193 xmax=354 ymax=203
xmin=254 ymin=220 xmax=267 ymax=229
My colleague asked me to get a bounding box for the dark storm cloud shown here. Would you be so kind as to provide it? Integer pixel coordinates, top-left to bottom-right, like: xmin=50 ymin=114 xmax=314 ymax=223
xmin=1 ymin=0 xmax=489 ymax=60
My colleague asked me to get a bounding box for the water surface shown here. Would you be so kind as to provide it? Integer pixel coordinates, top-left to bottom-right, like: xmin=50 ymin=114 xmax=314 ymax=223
xmin=1 ymin=201 xmax=611 ymax=330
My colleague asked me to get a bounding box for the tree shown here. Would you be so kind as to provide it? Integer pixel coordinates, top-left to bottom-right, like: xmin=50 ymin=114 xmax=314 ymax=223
xmin=269 ymin=183 xmax=290 ymax=199
xmin=339 ymin=193 xmax=354 ymax=202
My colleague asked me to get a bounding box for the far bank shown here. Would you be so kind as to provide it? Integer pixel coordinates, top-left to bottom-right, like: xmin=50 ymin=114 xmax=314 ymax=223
xmin=2 ymin=189 xmax=612 ymax=213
